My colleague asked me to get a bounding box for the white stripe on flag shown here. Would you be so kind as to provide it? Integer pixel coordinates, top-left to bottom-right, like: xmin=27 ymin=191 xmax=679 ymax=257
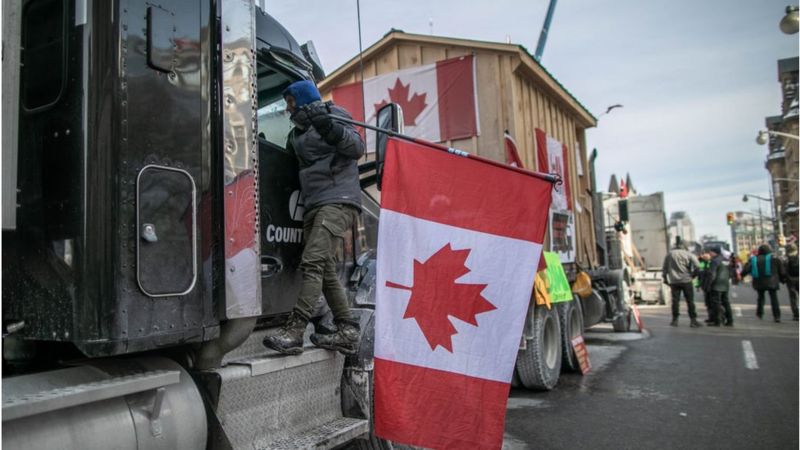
xmin=375 ymin=210 xmax=542 ymax=383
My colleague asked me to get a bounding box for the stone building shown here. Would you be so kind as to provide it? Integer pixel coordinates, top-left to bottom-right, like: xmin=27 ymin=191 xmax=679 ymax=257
xmin=764 ymin=57 xmax=799 ymax=243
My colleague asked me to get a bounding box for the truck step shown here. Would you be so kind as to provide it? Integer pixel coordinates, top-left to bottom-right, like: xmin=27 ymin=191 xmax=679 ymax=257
xmin=211 ymin=346 xmax=365 ymax=449
xmin=261 ymin=417 xmax=369 ymax=450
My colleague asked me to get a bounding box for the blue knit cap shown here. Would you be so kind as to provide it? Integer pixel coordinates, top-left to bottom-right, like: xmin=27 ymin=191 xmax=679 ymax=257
xmin=283 ymin=80 xmax=321 ymax=107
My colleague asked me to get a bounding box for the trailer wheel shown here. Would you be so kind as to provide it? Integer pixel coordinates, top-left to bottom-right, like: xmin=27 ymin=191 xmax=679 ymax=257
xmin=354 ymin=371 xmax=394 ymax=450
xmin=516 ymin=305 xmax=561 ymax=390
xmin=559 ymin=298 xmax=585 ymax=373
xmin=611 ymin=273 xmax=632 ymax=333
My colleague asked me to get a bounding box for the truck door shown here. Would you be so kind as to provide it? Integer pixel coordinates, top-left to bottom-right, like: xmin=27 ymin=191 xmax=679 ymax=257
xmin=255 ymin=59 xmax=356 ymax=317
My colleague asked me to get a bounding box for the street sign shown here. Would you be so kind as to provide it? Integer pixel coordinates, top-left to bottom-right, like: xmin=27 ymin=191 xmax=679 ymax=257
xmin=570 ymin=335 xmax=591 ymax=375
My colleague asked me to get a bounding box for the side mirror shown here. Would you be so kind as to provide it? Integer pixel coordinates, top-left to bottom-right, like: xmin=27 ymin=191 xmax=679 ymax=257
xmin=375 ymin=103 xmax=403 ymax=191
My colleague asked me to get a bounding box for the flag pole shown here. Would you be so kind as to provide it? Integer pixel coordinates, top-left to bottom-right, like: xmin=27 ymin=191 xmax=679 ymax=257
xmin=331 ymin=115 xmax=561 ymax=185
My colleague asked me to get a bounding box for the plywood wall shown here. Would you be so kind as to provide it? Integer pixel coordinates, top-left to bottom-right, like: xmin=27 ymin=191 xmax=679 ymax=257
xmin=320 ymin=40 xmax=597 ymax=266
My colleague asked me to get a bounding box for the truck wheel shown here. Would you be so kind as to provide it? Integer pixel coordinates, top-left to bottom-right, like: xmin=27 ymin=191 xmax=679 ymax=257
xmin=612 ymin=306 xmax=632 ymax=332
xmin=516 ymin=305 xmax=561 ymax=391
xmin=559 ymin=298 xmax=585 ymax=373
xmin=611 ymin=274 xmax=632 ymax=333
xmin=354 ymin=371 xmax=394 ymax=450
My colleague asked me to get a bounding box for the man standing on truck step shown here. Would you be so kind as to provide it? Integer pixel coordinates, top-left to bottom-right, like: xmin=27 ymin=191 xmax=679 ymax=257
xmin=262 ymin=80 xmax=365 ymax=355
xmin=703 ymin=246 xmax=733 ymax=327
xmin=662 ymin=241 xmax=703 ymax=327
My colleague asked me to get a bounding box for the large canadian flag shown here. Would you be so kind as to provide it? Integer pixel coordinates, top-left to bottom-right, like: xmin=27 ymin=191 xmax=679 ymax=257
xmin=374 ymin=138 xmax=553 ymax=449
xmin=332 ymin=55 xmax=479 ymax=144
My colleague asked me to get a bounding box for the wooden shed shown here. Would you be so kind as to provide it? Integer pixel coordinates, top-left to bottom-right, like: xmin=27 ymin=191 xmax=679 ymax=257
xmin=318 ymin=30 xmax=599 ymax=267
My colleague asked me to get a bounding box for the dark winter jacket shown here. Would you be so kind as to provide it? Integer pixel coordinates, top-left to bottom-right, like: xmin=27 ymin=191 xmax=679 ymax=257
xmin=786 ymin=254 xmax=799 ymax=285
xmin=704 ymin=255 xmax=730 ymax=293
xmin=743 ymin=250 xmax=784 ymax=291
xmin=287 ymin=101 xmax=365 ymax=212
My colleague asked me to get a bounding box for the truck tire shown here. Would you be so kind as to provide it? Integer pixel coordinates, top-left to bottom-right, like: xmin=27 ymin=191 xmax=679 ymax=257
xmin=610 ymin=271 xmax=632 ymax=333
xmin=354 ymin=371 xmax=394 ymax=450
xmin=559 ymin=298 xmax=585 ymax=373
xmin=516 ymin=305 xmax=561 ymax=391
xmin=612 ymin=307 xmax=632 ymax=332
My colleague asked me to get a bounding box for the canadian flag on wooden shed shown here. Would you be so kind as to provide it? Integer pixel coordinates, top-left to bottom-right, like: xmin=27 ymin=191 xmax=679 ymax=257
xmin=332 ymin=55 xmax=479 ymax=143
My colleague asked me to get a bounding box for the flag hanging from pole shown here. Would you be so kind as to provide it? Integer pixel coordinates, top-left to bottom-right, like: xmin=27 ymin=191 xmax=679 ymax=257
xmin=374 ymin=137 xmax=553 ymax=449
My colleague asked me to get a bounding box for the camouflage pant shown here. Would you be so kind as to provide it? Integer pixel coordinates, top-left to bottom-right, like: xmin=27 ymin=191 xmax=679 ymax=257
xmin=294 ymin=204 xmax=358 ymax=321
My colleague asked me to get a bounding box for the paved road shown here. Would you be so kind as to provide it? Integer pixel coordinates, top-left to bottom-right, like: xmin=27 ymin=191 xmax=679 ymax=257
xmin=504 ymin=284 xmax=799 ymax=450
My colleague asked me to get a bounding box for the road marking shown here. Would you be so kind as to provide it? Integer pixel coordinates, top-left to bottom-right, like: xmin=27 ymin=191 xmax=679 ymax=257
xmin=742 ymin=340 xmax=759 ymax=370
xmin=734 ymin=307 xmax=742 ymax=317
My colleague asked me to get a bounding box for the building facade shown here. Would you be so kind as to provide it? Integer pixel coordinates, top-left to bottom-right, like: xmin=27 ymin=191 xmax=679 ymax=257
xmin=731 ymin=211 xmax=775 ymax=259
xmin=764 ymin=57 xmax=799 ymax=243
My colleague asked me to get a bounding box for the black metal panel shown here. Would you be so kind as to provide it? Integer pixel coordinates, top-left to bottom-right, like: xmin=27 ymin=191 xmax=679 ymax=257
xmin=146 ymin=5 xmax=175 ymax=73
xmin=112 ymin=0 xmax=216 ymax=353
xmin=4 ymin=0 xmax=219 ymax=357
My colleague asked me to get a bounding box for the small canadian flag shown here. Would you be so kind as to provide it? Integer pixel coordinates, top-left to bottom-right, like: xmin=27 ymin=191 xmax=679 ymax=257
xmin=374 ymin=137 xmax=553 ymax=449
xmin=332 ymin=55 xmax=479 ymax=144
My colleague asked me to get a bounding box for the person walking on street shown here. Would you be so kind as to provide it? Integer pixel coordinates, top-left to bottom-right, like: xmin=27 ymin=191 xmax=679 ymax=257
xmin=263 ymin=80 xmax=365 ymax=355
xmin=663 ymin=242 xmax=703 ymax=327
xmin=696 ymin=252 xmax=713 ymax=323
xmin=784 ymin=243 xmax=799 ymax=321
xmin=704 ymin=246 xmax=733 ymax=327
xmin=742 ymin=244 xmax=785 ymax=322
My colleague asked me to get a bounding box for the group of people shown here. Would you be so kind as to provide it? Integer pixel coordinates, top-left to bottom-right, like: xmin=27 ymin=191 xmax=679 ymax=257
xmin=662 ymin=240 xmax=799 ymax=327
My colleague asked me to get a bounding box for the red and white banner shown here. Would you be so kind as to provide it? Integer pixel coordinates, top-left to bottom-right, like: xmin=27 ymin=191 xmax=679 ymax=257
xmin=535 ymin=128 xmax=576 ymax=263
xmin=332 ymin=55 xmax=479 ymax=145
xmin=374 ymin=138 xmax=552 ymax=449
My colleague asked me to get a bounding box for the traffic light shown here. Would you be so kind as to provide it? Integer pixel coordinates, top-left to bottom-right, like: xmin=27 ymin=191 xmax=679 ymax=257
xmin=726 ymin=212 xmax=734 ymax=225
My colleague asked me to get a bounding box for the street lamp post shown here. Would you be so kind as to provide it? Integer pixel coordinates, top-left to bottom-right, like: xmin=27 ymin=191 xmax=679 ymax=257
xmin=743 ymin=194 xmax=774 ymax=244
xmin=780 ymin=5 xmax=799 ymax=35
xmin=755 ymin=130 xmax=800 ymax=145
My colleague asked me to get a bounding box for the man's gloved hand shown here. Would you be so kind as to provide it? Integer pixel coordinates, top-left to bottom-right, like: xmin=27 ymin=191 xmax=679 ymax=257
xmin=307 ymin=103 xmax=345 ymax=146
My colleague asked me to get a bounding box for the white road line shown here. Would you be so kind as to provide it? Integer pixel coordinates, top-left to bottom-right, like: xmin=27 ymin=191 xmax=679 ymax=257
xmin=735 ymin=307 xmax=742 ymax=317
xmin=742 ymin=340 xmax=759 ymax=370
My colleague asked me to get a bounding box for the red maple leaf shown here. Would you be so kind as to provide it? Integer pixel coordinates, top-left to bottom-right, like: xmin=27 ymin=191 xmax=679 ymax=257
xmin=385 ymin=244 xmax=496 ymax=352
xmin=374 ymin=78 xmax=428 ymax=127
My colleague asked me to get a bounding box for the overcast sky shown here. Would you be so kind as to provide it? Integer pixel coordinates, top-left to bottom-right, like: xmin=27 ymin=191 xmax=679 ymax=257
xmin=269 ymin=0 xmax=798 ymax=242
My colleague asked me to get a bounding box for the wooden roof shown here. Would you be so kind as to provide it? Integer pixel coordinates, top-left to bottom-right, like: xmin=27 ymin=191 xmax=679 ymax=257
xmin=318 ymin=30 xmax=597 ymax=128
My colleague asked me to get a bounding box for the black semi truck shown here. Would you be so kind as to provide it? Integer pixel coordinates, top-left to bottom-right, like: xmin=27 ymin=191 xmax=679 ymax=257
xmin=2 ymin=1 xmax=389 ymax=447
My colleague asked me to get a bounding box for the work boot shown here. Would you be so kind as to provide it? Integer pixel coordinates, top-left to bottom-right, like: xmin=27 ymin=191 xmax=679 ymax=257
xmin=724 ymin=322 xmax=734 ymax=327
xmin=774 ymin=318 xmax=781 ymax=323
xmin=670 ymin=318 xmax=678 ymax=327
xmin=690 ymin=319 xmax=702 ymax=328
xmin=310 ymin=319 xmax=360 ymax=355
xmin=262 ymin=311 xmax=308 ymax=355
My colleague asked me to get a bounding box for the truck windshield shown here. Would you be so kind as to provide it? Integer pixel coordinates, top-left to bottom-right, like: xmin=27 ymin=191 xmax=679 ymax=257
xmin=257 ymin=61 xmax=295 ymax=148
